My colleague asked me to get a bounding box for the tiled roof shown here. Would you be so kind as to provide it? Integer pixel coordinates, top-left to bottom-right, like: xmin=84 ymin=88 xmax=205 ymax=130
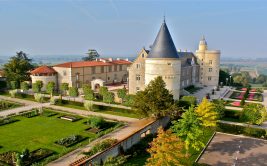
xmin=54 ymin=60 xmax=131 ymax=68
xmin=30 ymin=66 xmax=57 ymax=74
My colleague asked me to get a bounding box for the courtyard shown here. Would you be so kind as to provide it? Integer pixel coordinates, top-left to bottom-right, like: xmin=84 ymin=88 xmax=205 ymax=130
xmin=0 ymin=108 xmax=122 ymax=165
xmin=198 ymin=132 xmax=267 ymax=166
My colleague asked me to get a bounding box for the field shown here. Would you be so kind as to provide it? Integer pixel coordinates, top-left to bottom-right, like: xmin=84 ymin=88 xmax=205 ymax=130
xmin=0 ymin=109 xmax=121 ymax=165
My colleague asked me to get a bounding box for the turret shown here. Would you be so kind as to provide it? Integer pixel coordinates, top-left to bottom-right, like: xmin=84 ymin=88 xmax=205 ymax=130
xmin=198 ymin=36 xmax=208 ymax=51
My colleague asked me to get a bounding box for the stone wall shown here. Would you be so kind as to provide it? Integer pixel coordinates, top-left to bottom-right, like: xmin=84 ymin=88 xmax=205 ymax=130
xmin=70 ymin=116 xmax=170 ymax=166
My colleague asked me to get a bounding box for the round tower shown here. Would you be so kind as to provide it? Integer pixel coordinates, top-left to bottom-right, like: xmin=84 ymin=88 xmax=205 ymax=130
xmin=145 ymin=20 xmax=181 ymax=99
xmin=195 ymin=36 xmax=220 ymax=86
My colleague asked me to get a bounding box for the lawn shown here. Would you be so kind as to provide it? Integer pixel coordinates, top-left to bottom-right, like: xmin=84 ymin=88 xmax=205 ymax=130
xmin=55 ymin=100 xmax=142 ymax=119
xmin=0 ymin=109 xmax=122 ymax=165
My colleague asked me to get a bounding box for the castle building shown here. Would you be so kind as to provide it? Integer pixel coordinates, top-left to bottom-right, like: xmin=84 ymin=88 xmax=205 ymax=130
xmin=30 ymin=58 xmax=131 ymax=91
xmin=128 ymin=20 xmax=220 ymax=99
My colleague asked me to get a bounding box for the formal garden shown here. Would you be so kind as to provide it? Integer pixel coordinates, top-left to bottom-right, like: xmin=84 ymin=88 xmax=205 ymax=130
xmin=0 ymin=108 xmax=123 ymax=165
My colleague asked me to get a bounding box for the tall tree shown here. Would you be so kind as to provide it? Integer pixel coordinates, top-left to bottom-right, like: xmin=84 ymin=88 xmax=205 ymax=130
xmin=3 ymin=51 xmax=34 ymax=86
xmin=46 ymin=81 xmax=55 ymax=97
xmin=133 ymin=76 xmax=174 ymax=118
xmin=195 ymin=98 xmax=218 ymax=127
xmin=171 ymin=106 xmax=204 ymax=156
xmin=146 ymin=127 xmax=185 ymax=166
xmin=82 ymin=49 xmax=100 ymax=61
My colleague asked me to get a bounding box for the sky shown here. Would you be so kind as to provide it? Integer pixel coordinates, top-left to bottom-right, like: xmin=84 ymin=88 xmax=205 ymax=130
xmin=0 ymin=0 xmax=267 ymax=58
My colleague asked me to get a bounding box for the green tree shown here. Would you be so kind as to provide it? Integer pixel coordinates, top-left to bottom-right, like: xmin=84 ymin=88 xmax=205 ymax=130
xmin=195 ymin=98 xmax=218 ymax=127
xmin=219 ymin=69 xmax=231 ymax=85
xmin=83 ymin=84 xmax=94 ymax=100
xmin=69 ymin=87 xmax=79 ymax=101
xmin=171 ymin=106 xmax=204 ymax=156
xmin=123 ymin=94 xmax=135 ymax=106
xmin=103 ymin=92 xmax=114 ymax=104
xmin=212 ymin=99 xmax=225 ymax=119
xmin=20 ymin=82 xmax=29 ymax=91
xmin=146 ymin=127 xmax=185 ymax=166
xmin=46 ymin=81 xmax=55 ymax=97
xmin=99 ymin=86 xmax=108 ymax=97
xmin=133 ymin=76 xmax=174 ymax=118
xmin=10 ymin=81 xmax=19 ymax=89
xmin=32 ymin=80 xmax=43 ymax=93
xmin=241 ymin=103 xmax=267 ymax=125
xmin=60 ymin=83 xmax=69 ymax=96
xmin=117 ymin=88 xmax=127 ymax=103
xmin=3 ymin=51 xmax=34 ymax=87
xmin=82 ymin=49 xmax=100 ymax=61
xmin=84 ymin=100 xmax=94 ymax=111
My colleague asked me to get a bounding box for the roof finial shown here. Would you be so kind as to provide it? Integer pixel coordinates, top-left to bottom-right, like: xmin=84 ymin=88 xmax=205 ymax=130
xmin=163 ymin=12 xmax=166 ymax=23
xmin=202 ymin=35 xmax=205 ymax=41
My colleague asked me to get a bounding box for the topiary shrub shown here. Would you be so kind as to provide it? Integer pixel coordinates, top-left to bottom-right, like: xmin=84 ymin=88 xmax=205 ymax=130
xmin=86 ymin=116 xmax=105 ymax=128
xmin=84 ymin=100 xmax=94 ymax=111
xmin=34 ymin=93 xmax=44 ymax=103
xmin=9 ymin=90 xmax=17 ymax=98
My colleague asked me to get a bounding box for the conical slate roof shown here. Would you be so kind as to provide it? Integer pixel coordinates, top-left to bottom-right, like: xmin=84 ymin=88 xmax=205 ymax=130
xmin=147 ymin=21 xmax=179 ymax=59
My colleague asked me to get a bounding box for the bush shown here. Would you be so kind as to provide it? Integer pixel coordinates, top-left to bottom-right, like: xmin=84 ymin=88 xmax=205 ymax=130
xmin=55 ymin=135 xmax=85 ymax=147
xmin=20 ymin=82 xmax=29 ymax=91
xmin=69 ymin=87 xmax=79 ymax=100
xmin=32 ymin=81 xmax=43 ymax=93
xmin=34 ymin=93 xmax=44 ymax=103
xmin=50 ymin=96 xmax=57 ymax=105
xmin=20 ymin=109 xmax=39 ymax=118
xmin=84 ymin=138 xmax=117 ymax=156
xmin=9 ymin=90 xmax=17 ymax=98
xmin=0 ymin=117 xmax=18 ymax=126
xmin=10 ymin=81 xmax=18 ymax=90
xmin=103 ymin=92 xmax=114 ymax=104
xmin=180 ymin=96 xmax=197 ymax=106
xmin=83 ymin=84 xmax=94 ymax=100
xmin=240 ymin=103 xmax=267 ymax=125
xmin=84 ymin=100 xmax=94 ymax=111
xmin=123 ymin=94 xmax=135 ymax=106
xmin=212 ymin=99 xmax=225 ymax=119
xmin=86 ymin=116 xmax=105 ymax=128
xmin=117 ymin=88 xmax=127 ymax=102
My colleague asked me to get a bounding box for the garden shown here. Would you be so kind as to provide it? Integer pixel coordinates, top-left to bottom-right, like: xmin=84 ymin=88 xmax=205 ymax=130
xmin=0 ymin=108 xmax=123 ymax=165
xmin=229 ymin=90 xmax=263 ymax=102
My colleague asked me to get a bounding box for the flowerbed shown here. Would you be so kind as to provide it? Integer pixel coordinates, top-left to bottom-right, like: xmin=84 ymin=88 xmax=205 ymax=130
xmin=55 ymin=135 xmax=86 ymax=147
xmin=83 ymin=138 xmax=118 ymax=156
xmin=247 ymin=93 xmax=263 ymax=102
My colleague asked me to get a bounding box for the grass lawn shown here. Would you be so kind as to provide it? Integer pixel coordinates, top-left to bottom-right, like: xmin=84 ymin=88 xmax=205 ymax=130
xmin=0 ymin=109 xmax=122 ymax=165
xmin=56 ymin=100 xmax=143 ymax=119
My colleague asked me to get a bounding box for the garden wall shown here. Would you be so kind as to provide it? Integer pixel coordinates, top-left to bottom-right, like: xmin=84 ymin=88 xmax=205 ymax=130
xmin=70 ymin=116 xmax=170 ymax=166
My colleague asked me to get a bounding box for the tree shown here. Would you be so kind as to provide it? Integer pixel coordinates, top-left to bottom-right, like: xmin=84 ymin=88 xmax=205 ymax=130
xmin=69 ymin=87 xmax=79 ymax=101
xmin=255 ymin=74 xmax=267 ymax=84
xmin=34 ymin=93 xmax=44 ymax=103
xmin=20 ymin=82 xmax=29 ymax=92
xmin=171 ymin=106 xmax=205 ymax=156
xmin=103 ymin=92 xmax=114 ymax=104
xmin=241 ymin=103 xmax=267 ymax=125
xmin=146 ymin=127 xmax=185 ymax=166
xmin=82 ymin=49 xmax=100 ymax=61
xmin=123 ymin=94 xmax=135 ymax=106
xmin=133 ymin=76 xmax=174 ymax=118
xmin=99 ymin=86 xmax=108 ymax=97
xmin=263 ymin=81 xmax=267 ymax=87
xmin=84 ymin=100 xmax=94 ymax=111
xmin=195 ymin=98 xmax=218 ymax=127
xmin=219 ymin=69 xmax=231 ymax=85
xmin=32 ymin=81 xmax=43 ymax=93
xmin=60 ymin=83 xmax=69 ymax=96
xmin=117 ymin=88 xmax=127 ymax=103
xmin=46 ymin=81 xmax=55 ymax=97
xmin=212 ymin=99 xmax=225 ymax=119
xmin=83 ymin=84 xmax=94 ymax=100
xmin=3 ymin=51 xmax=34 ymax=87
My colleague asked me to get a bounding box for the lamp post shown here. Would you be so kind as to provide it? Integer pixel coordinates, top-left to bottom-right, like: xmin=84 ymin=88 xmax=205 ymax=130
xmin=226 ymin=78 xmax=229 ymax=86
xmin=229 ymin=75 xmax=232 ymax=87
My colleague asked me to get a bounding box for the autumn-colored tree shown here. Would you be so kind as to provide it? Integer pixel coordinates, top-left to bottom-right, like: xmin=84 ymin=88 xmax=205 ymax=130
xmin=146 ymin=127 xmax=185 ymax=166
xmin=195 ymin=98 xmax=218 ymax=127
xmin=171 ymin=106 xmax=204 ymax=156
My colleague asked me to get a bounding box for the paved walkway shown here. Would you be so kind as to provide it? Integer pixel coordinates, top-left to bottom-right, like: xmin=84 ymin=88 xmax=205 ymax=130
xmin=192 ymin=86 xmax=230 ymax=102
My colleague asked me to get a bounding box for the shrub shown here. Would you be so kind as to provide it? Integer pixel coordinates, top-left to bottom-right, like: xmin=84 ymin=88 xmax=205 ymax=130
xmin=181 ymin=96 xmax=197 ymax=106
xmin=9 ymin=90 xmax=17 ymax=98
xmin=99 ymin=86 xmax=108 ymax=97
xmin=123 ymin=94 xmax=135 ymax=106
xmin=84 ymin=138 xmax=117 ymax=156
xmin=103 ymin=92 xmax=114 ymax=103
xmin=46 ymin=81 xmax=55 ymax=96
xmin=86 ymin=116 xmax=105 ymax=128
xmin=34 ymin=93 xmax=44 ymax=103
xmin=10 ymin=81 xmax=18 ymax=90
xmin=69 ymin=87 xmax=79 ymax=101
xmin=20 ymin=82 xmax=29 ymax=91
xmin=50 ymin=96 xmax=57 ymax=105
xmin=83 ymin=84 xmax=94 ymax=100
xmin=117 ymin=88 xmax=127 ymax=102
xmin=240 ymin=103 xmax=267 ymax=125
xmin=60 ymin=83 xmax=69 ymax=96
xmin=84 ymin=100 xmax=94 ymax=111
xmin=55 ymin=135 xmax=84 ymax=147
xmin=32 ymin=81 xmax=43 ymax=93
xmin=212 ymin=99 xmax=225 ymax=119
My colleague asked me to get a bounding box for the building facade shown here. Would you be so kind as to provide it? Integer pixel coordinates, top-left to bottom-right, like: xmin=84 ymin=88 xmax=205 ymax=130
xmin=128 ymin=20 xmax=220 ymax=99
xmin=31 ymin=58 xmax=131 ymax=90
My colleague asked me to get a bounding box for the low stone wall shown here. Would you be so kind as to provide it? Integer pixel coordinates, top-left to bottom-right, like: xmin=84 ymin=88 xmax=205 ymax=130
xmin=70 ymin=116 xmax=170 ymax=166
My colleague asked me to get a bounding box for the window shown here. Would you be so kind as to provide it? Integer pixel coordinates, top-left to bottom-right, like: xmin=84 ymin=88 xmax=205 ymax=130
xmin=92 ymin=67 xmax=96 ymax=74
xmin=92 ymin=76 xmax=95 ymax=80
xmin=101 ymin=66 xmax=104 ymax=73
xmin=119 ymin=65 xmax=122 ymax=71
xmin=208 ymin=76 xmax=212 ymax=81
xmin=136 ymin=74 xmax=141 ymax=81
xmin=136 ymin=87 xmax=140 ymax=91
xmin=136 ymin=63 xmax=141 ymax=69
xmin=109 ymin=66 xmax=112 ymax=72
xmin=108 ymin=77 xmax=110 ymax=80
xmin=76 ymin=73 xmax=80 ymax=81
xmin=63 ymin=70 xmax=67 ymax=76
xmin=114 ymin=65 xmax=117 ymax=72
xmin=209 ymin=68 xmax=212 ymax=72
xmin=209 ymin=60 xmax=212 ymax=65
xmin=142 ymin=54 xmax=144 ymax=58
